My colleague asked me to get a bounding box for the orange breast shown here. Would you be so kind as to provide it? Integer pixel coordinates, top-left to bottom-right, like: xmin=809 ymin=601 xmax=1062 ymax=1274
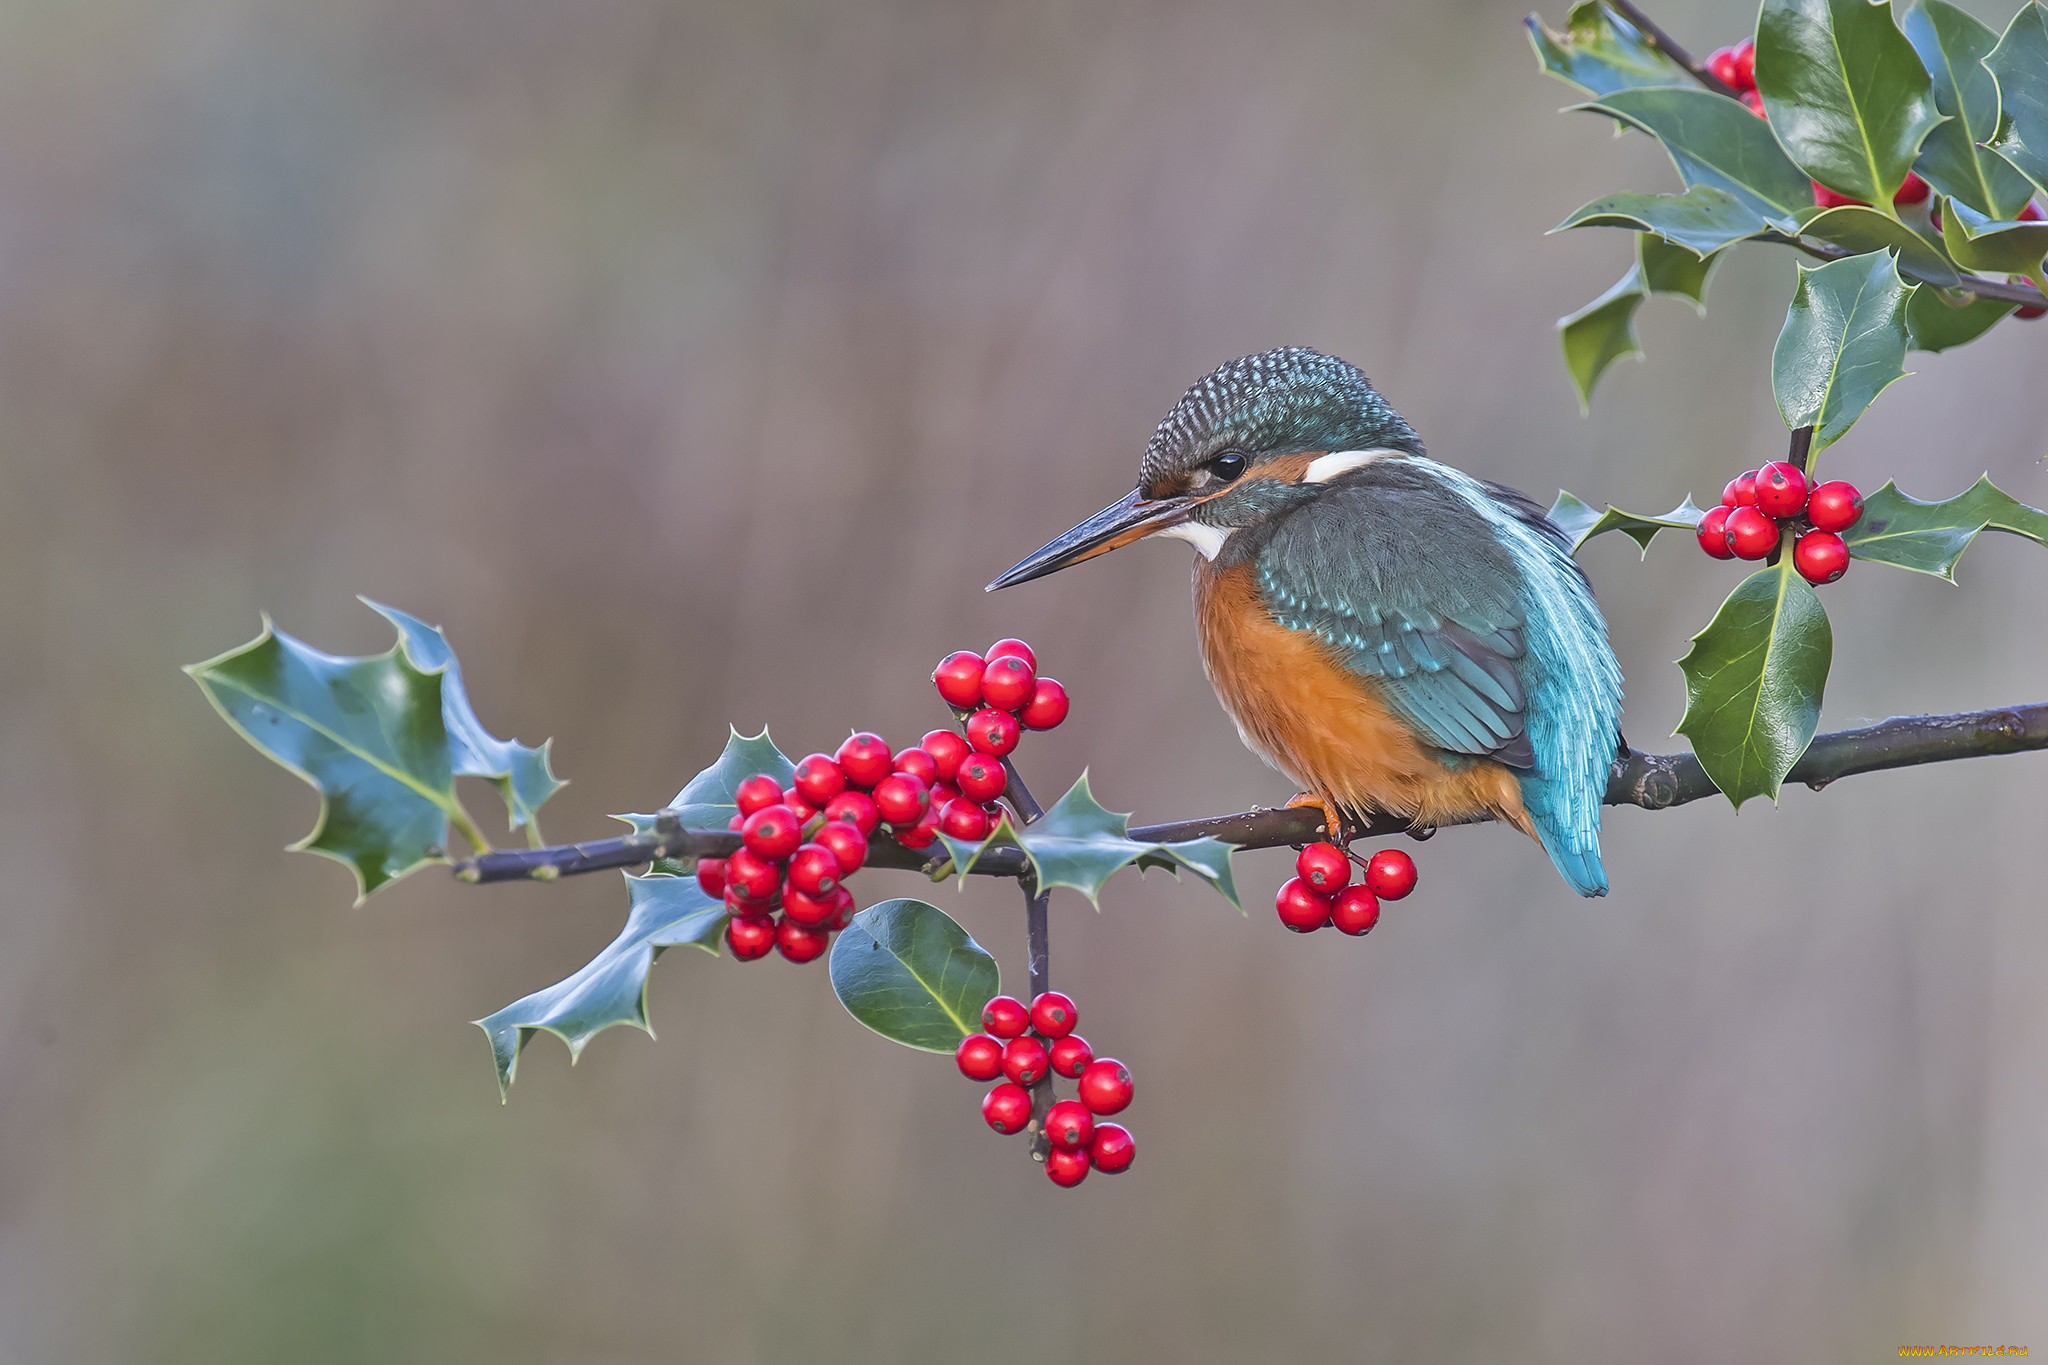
xmin=1192 ymin=560 xmax=1533 ymax=835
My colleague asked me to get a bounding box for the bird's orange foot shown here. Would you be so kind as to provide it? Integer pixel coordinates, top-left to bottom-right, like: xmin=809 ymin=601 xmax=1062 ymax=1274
xmin=1285 ymin=792 xmax=1349 ymax=842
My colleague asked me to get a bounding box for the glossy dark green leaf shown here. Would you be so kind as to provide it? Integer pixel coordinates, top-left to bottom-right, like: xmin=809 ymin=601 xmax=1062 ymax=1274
xmin=829 ymin=898 xmax=1000 ymax=1053
xmin=1842 ymin=475 xmax=2048 ymax=578
xmin=1559 ymin=266 xmax=1645 ymax=409
xmin=1553 ymin=186 xmax=1770 ymax=256
xmin=1905 ymin=283 xmax=2016 ymax=349
xmin=1548 ymin=491 xmax=1708 ymax=555
xmin=1574 ymin=87 xmax=1815 ymax=224
xmin=1771 ymin=250 xmax=1914 ymax=450
xmin=1755 ymin=0 xmax=1944 ymax=205
xmin=366 ymin=601 xmax=564 ymax=835
xmin=1525 ymin=2 xmax=1693 ymax=96
xmin=1676 ymin=561 xmax=1834 ymax=808
xmin=935 ymin=810 xmax=1024 ymax=889
xmin=615 ymin=727 xmax=796 ymax=838
xmin=475 ymin=873 xmax=727 ymax=1097
xmin=1903 ymin=1 xmax=2037 ymax=217
xmin=1141 ymin=835 xmax=1242 ymax=911
xmin=1801 ymin=204 xmax=1961 ymax=286
xmin=1937 ymin=199 xmax=2048 ymax=286
xmin=1987 ymin=3 xmax=2048 ymax=198
xmin=938 ymin=795 xmax=1239 ymax=909
xmin=1637 ymin=232 xmax=1720 ymax=309
xmin=186 ymin=607 xmax=483 ymax=900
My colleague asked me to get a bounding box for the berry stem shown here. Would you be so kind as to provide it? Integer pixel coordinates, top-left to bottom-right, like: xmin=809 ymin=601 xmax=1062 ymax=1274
xmin=1789 ymin=425 xmax=1815 ymax=481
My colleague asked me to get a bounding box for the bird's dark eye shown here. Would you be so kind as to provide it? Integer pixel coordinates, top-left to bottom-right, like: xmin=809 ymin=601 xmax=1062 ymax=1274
xmin=1209 ymin=453 xmax=1247 ymax=483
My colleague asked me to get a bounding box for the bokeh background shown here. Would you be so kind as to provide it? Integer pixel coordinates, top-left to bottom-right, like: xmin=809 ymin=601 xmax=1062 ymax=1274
xmin=3 ymin=0 xmax=2046 ymax=1359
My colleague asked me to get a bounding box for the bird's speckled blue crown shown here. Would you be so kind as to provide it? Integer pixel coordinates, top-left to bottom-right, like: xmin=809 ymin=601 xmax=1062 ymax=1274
xmin=1139 ymin=347 xmax=1423 ymax=486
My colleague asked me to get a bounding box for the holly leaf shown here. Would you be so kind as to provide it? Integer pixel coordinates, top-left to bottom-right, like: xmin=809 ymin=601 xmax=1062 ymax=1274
xmin=615 ymin=727 xmax=795 ymax=838
xmin=1903 ymin=0 xmax=2037 ymax=218
xmin=1801 ymin=204 xmax=1961 ymax=287
xmin=1936 ymin=198 xmax=2048 ymax=288
xmin=935 ymin=810 xmax=1025 ymax=890
xmin=1905 ymin=284 xmax=2016 ymax=350
xmin=1559 ymin=266 xmax=1645 ymax=409
xmin=364 ymin=601 xmax=564 ymax=835
xmin=1638 ymin=232 xmax=1721 ymax=309
xmin=1676 ymin=560 xmax=1835 ymax=809
xmin=1842 ymin=475 xmax=2048 ymax=579
xmin=1134 ymin=836 xmax=1243 ymax=912
xmin=1525 ymin=2 xmax=1693 ymax=96
xmin=1011 ymin=774 xmax=1176 ymax=906
xmin=1772 ymin=249 xmax=1914 ymax=451
xmin=475 ymin=872 xmax=727 ymax=1097
xmin=1553 ymin=186 xmax=1770 ymax=257
xmin=829 ymin=898 xmax=1000 ymax=1053
xmin=1547 ymin=491 xmax=1707 ymax=555
xmin=1572 ymin=87 xmax=1815 ymax=225
xmin=187 ymin=606 xmax=487 ymax=900
xmin=1986 ymin=3 xmax=2048 ymax=200
xmin=1755 ymin=0 xmax=1944 ymax=206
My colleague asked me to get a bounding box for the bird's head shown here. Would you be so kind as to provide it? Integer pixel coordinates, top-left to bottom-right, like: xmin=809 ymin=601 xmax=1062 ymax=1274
xmin=987 ymin=347 xmax=1423 ymax=590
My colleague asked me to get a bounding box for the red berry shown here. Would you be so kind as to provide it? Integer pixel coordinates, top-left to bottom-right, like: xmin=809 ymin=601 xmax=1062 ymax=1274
xmin=811 ymin=820 xmax=867 ymax=877
xmin=2013 ymin=275 xmax=2046 ymax=320
xmin=781 ymin=885 xmax=836 ymax=927
xmin=1731 ymin=37 xmax=1755 ymax=89
xmin=725 ymin=915 xmax=776 ymax=960
xmin=725 ymin=885 xmax=775 ymax=920
xmin=1330 ymin=884 xmax=1381 ymax=936
xmin=966 ymin=707 xmax=1021 ymax=757
xmin=2024 ymin=200 xmax=2045 ymax=221
xmin=1001 ymin=1035 xmax=1050 ymax=1085
xmin=980 ymin=653 xmax=1038 ymax=711
xmin=1364 ymin=848 xmax=1418 ymax=901
xmin=893 ymin=809 xmax=942 ymax=850
xmin=727 ymin=813 xmax=743 ymax=830
xmin=1275 ymin=876 xmax=1333 ymax=933
xmin=777 ymin=917 xmax=829 ymax=963
xmin=1078 ymin=1058 xmax=1133 ymax=1115
xmin=1931 ymin=203 xmax=1942 ymax=231
xmin=939 ymin=798 xmax=992 ymax=841
xmin=822 ymin=790 xmax=881 ymax=836
xmin=1019 ymin=678 xmax=1071 ymax=730
xmin=984 ymin=638 xmax=1037 ymax=671
xmin=932 ymin=651 xmax=987 ymax=709
xmin=735 ymin=774 xmax=785 ymax=817
xmin=928 ymin=781 xmax=961 ymax=811
xmin=1894 ymin=171 xmax=1930 ymax=205
xmin=827 ymin=887 xmax=857 ymax=930
xmin=742 ymin=805 xmax=802 ymax=861
xmin=695 ymin=857 xmax=727 ymax=898
xmin=1811 ymin=180 xmax=1865 ymax=209
xmin=1705 ymin=45 xmax=1743 ymax=88
xmin=780 ymin=788 xmax=818 ymax=824
xmin=790 ymin=754 xmax=846 ymax=807
xmin=1049 ymin=1033 xmax=1094 ymax=1078
xmin=1805 ymin=480 xmax=1863 ymax=533
xmin=955 ymin=1033 xmax=1003 ymax=1081
xmin=1754 ymin=461 xmax=1810 ymax=519
xmin=871 ymin=773 xmax=931 ymax=828
xmin=1794 ymin=528 xmax=1849 ymax=584
xmin=1697 ymin=505 xmax=1735 ymax=559
xmin=1722 ymin=470 xmax=1758 ymax=507
xmin=921 ymin=729 xmax=970 ymax=781
xmin=785 ymin=843 xmax=839 ymax=897
xmin=892 ymin=747 xmax=938 ymax=786
xmin=1045 ymin=1147 xmax=1090 ymax=1186
xmin=725 ymin=846 xmax=783 ymax=902
xmin=982 ymin=1082 xmax=1033 ymax=1135
xmin=834 ymin=732 xmax=894 ymax=789
xmin=982 ymin=995 xmax=1029 ymax=1038
xmin=1295 ymin=841 xmax=1351 ymax=891
xmin=1044 ymin=1099 xmax=1095 ymax=1151
xmin=1741 ymin=88 xmax=1765 ymax=116
xmin=1723 ymin=504 xmax=1780 ymax=560
xmin=955 ymin=752 xmax=1008 ymax=803
xmin=1029 ymin=991 xmax=1078 ymax=1038
xmin=1089 ymin=1123 xmax=1135 ymax=1174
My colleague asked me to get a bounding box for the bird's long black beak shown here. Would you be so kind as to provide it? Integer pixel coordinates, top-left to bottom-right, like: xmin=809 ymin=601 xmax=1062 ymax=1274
xmin=985 ymin=487 xmax=1193 ymax=591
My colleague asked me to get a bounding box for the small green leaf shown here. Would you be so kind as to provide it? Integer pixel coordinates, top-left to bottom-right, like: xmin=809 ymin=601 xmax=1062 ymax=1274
xmin=1771 ymin=249 xmax=1914 ymax=451
xmin=1755 ymin=0 xmax=1944 ymax=206
xmin=1559 ymin=265 xmax=1645 ymax=409
xmin=1524 ymin=2 xmax=1693 ymax=96
xmin=1553 ymin=186 xmax=1770 ymax=257
xmin=1010 ymin=774 xmax=1163 ymax=906
xmin=616 ymin=727 xmax=796 ymax=837
xmin=1637 ymin=232 xmax=1721 ymax=309
xmin=1547 ymin=491 xmax=1708 ymax=555
xmin=1903 ymin=0 xmax=2037 ymax=217
xmin=1138 ymin=836 xmax=1243 ymax=911
xmin=829 ymin=898 xmax=1001 ymax=1053
xmin=1936 ymin=198 xmax=2048 ymax=288
xmin=1905 ymin=284 xmax=2015 ymax=350
xmin=1987 ymin=3 xmax=2048 ymax=199
xmin=475 ymin=873 xmax=728 ymax=1097
xmin=1842 ymin=475 xmax=2048 ymax=578
xmin=1676 ymin=560 xmax=1835 ymax=809
xmin=1572 ymin=87 xmax=1816 ymax=225
xmin=935 ymin=811 xmax=1023 ymax=890
xmin=1801 ymin=204 xmax=1960 ymax=287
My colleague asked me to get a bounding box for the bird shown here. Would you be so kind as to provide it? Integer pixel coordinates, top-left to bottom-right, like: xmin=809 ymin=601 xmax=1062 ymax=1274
xmin=986 ymin=347 xmax=1624 ymax=897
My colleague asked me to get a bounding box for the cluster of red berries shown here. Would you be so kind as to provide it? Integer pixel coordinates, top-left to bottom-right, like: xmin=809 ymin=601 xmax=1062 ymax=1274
xmin=957 ymin=991 xmax=1135 ymax=1188
xmin=1694 ymin=464 xmax=1863 ymax=585
xmin=1274 ymin=842 xmax=1416 ymax=934
xmin=695 ymin=637 xmax=1061 ymax=963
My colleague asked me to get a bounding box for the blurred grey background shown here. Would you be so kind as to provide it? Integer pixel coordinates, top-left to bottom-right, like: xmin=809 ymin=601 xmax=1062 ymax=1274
xmin=3 ymin=0 xmax=2046 ymax=1360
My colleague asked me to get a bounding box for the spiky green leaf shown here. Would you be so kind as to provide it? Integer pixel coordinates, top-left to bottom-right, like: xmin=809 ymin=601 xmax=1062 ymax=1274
xmin=1524 ymin=2 xmax=1693 ymax=96
xmin=1987 ymin=3 xmax=2048 ymax=199
xmin=1936 ymin=198 xmax=2048 ymax=288
xmin=1547 ymin=491 xmax=1708 ymax=555
xmin=1903 ymin=0 xmax=2037 ymax=217
xmin=1801 ymin=204 xmax=1960 ymax=287
xmin=475 ymin=872 xmax=728 ymax=1097
xmin=1842 ymin=475 xmax=2048 ymax=578
xmin=1637 ymin=232 xmax=1721 ymax=308
xmin=1771 ymin=250 xmax=1914 ymax=450
xmin=1676 ymin=561 xmax=1835 ymax=808
xmin=1905 ymin=284 xmax=2016 ymax=350
xmin=1572 ymin=87 xmax=1815 ymax=225
xmin=829 ymin=898 xmax=1000 ymax=1053
xmin=1553 ymin=186 xmax=1770 ymax=257
xmin=1559 ymin=266 xmax=1645 ymax=409
xmin=615 ymin=727 xmax=796 ymax=838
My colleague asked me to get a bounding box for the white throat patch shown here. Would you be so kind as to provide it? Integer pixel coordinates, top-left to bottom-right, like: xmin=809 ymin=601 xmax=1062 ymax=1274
xmin=1304 ymin=448 xmax=1402 ymax=483
xmin=1158 ymin=520 xmax=1232 ymax=561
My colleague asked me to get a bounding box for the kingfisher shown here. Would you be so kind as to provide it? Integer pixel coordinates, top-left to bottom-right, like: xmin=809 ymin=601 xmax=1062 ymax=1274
xmin=987 ymin=347 xmax=1623 ymax=896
